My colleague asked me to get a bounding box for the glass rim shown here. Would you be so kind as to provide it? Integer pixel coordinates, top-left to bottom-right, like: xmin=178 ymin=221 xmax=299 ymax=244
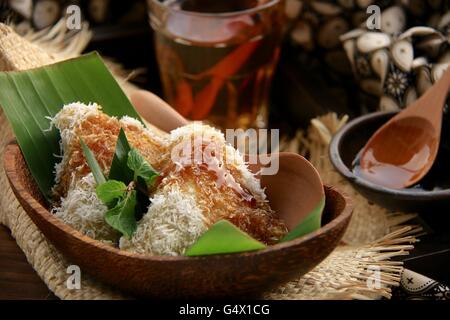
xmin=149 ymin=0 xmax=282 ymax=18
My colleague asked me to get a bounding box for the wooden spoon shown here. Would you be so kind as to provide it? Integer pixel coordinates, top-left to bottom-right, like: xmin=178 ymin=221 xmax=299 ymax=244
xmin=130 ymin=90 xmax=189 ymax=131
xmin=129 ymin=89 xmax=325 ymax=230
xmin=360 ymin=66 xmax=450 ymax=189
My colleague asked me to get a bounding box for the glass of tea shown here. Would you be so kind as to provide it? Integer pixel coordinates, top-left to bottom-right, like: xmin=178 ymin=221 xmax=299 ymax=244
xmin=148 ymin=0 xmax=285 ymax=129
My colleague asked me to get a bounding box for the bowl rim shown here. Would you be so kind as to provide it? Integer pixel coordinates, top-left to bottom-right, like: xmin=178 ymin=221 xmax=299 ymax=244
xmin=329 ymin=110 xmax=450 ymax=200
xmin=5 ymin=142 xmax=353 ymax=262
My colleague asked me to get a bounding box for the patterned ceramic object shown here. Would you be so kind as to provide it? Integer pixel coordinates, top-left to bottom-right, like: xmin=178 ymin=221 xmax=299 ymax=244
xmin=393 ymin=268 xmax=450 ymax=300
xmin=286 ymin=1 xmax=449 ymax=107
xmin=340 ymin=3 xmax=450 ymax=111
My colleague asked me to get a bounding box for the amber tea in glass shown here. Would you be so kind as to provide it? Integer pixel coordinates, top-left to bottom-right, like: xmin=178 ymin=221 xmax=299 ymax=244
xmin=148 ymin=0 xmax=285 ymax=129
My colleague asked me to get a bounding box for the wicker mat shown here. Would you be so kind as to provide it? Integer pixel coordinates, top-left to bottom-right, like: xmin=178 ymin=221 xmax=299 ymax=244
xmin=0 ymin=23 xmax=418 ymax=300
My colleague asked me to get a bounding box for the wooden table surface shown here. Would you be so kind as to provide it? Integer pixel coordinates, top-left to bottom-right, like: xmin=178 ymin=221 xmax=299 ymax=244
xmin=0 ymin=225 xmax=57 ymax=300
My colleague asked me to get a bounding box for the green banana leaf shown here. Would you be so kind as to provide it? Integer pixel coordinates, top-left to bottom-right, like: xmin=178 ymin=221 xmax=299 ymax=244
xmin=0 ymin=52 xmax=141 ymax=201
xmin=280 ymin=197 xmax=325 ymax=242
xmin=185 ymin=220 xmax=266 ymax=256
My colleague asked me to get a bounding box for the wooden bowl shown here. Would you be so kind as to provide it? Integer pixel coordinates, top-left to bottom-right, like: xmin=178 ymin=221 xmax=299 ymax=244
xmin=4 ymin=143 xmax=352 ymax=299
xmin=329 ymin=111 xmax=450 ymax=212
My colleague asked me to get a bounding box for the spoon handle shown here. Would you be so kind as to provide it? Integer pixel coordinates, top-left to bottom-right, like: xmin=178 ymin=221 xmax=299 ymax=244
xmin=410 ymin=66 xmax=450 ymax=129
xmin=130 ymin=90 xmax=189 ymax=132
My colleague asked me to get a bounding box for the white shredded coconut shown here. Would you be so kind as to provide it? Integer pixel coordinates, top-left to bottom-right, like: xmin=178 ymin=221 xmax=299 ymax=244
xmin=52 ymin=102 xmax=102 ymax=148
xmin=170 ymin=123 xmax=267 ymax=202
xmin=51 ymin=102 xmax=103 ymax=185
xmin=119 ymin=115 xmax=144 ymax=129
xmin=119 ymin=115 xmax=168 ymax=146
xmin=120 ymin=183 xmax=208 ymax=256
xmin=224 ymin=144 xmax=267 ymax=202
xmin=169 ymin=122 xmax=226 ymax=143
xmin=52 ymin=173 xmax=118 ymax=244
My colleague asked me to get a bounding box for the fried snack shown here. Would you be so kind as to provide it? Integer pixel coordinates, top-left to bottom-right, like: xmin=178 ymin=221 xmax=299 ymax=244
xmin=51 ymin=102 xmax=167 ymax=199
xmin=51 ymin=104 xmax=287 ymax=254
xmin=51 ymin=103 xmax=167 ymax=243
xmin=120 ymin=123 xmax=287 ymax=255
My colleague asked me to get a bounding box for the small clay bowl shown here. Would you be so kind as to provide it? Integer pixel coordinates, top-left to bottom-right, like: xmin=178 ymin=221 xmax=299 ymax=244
xmin=329 ymin=111 xmax=450 ymax=212
xmin=4 ymin=143 xmax=352 ymax=299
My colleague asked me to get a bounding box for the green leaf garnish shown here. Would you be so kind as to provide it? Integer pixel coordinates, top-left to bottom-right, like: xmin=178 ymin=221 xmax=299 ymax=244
xmin=96 ymin=180 xmax=127 ymax=205
xmin=80 ymin=138 xmax=106 ymax=185
xmin=185 ymin=220 xmax=266 ymax=256
xmin=86 ymin=133 xmax=158 ymax=238
xmin=127 ymin=148 xmax=159 ymax=189
xmin=108 ymin=128 xmax=133 ymax=183
xmin=280 ymin=197 xmax=325 ymax=242
xmin=104 ymin=189 xmax=138 ymax=239
xmin=96 ymin=180 xmax=139 ymax=238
